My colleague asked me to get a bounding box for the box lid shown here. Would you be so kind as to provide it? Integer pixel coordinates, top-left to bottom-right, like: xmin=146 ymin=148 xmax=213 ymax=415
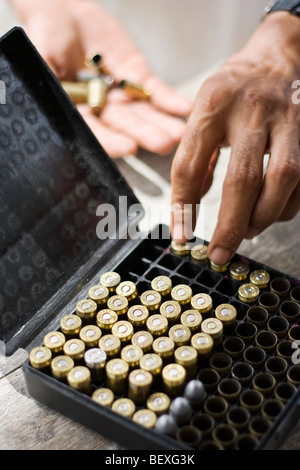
xmin=0 ymin=28 xmax=143 ymax=354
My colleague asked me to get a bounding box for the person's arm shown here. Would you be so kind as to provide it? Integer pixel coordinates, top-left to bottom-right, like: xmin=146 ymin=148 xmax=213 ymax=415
xmin=10 ymin=0 xmax=192 ymax=158
xmin=170 ymin=11 xmax=300 ymax=264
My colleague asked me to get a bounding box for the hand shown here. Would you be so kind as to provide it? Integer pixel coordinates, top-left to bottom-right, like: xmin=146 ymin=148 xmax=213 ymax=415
xmin=170 ymin=11 xmax=300 ymax=264
xmin=11 ymin=0 xmax=192 ymax=158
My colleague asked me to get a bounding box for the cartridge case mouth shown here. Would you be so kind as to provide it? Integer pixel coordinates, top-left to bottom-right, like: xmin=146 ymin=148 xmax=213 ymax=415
xmin=240 ymin=389 xmax=264 ymax=414
xmin=243 ymin=346 xmax=266 ymax=370
xmin=287 ymin=365 xmax=300 ymax=386
xmin=234 ymin=434 xmax=258 ymax=450
xmin=261 ymin=399 xmax=284 ymax=421
xmin=274 ymin=382 xmax=297 ymax=403
xmin=288 ymin=325 xmax=300 ymax=342
xmin=231 ymin=362 xmax=254 ymax=386
xmin=270 ymin=277 xmax=291 ymax=298
xmin=267 ymin=316 xmax=289 ymax=339
xmin=226 ymin=406 xmax=250 ymax=431
xmin=252 ymin=372 xmax=276 ymax=397
xmin=212 ymin=424 xmax=237 ymax=449
xmin=290 ymin=286 xmax=300 ymax=303
xmin=200 ymin=441 xmax=224 ymax=450
xmin=249 ymin=416 xmax=271 ymax=438
xmin=235 ymin=322 xmax=257 ymax=344
xmin=265 ymin=356 xmax=288 ymax=381
xmin=204 ymin=396 xmax=228 ymax=421
xmin=223 ymin=336 xmax=245 ymax=360
xmin=176 ymin=425 xmax=202 ymax=449
xmin=197 ymin=368 xmax=220 ymax=393
xmin=217 ymin=378 xmax=241 ymax=403
xmin=276 ymin=340 xmax=294 ymax=363
xmin=191 ymin=413 xmax=215 ymax=438
xmin=246 ymin=306 xmax=269 ymax=329
xmin=279 ymin=300 xmax=300 ymax=322
xmin=258 ymin=292 xmax=280 ymax=314
xmin=210 ymin=352 xmax=232 ymax=377
xmin=255 ymin=330 xmax=278 ymax=354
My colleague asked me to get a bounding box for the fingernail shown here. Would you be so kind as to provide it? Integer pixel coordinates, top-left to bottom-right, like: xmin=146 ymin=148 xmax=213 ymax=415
xmin=172 ymin=223 xmax=186 ymax=243
xmin=209 ymin=247 xmax=234 ymax=265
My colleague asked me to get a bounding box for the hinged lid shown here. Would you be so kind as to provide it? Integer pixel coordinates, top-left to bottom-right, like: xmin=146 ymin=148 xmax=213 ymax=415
xmin=0 ymin=28 xmax=143 ymax=354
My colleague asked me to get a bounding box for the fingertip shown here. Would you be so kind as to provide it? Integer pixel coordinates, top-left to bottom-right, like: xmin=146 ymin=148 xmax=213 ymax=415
xmin=208 ymin=246 xmax=235 ymax=265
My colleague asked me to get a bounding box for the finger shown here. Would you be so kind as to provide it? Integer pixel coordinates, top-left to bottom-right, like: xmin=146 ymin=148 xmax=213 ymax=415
xmin=145 ymin=76 xmax=193 ymax=117
xmin=208 ymin=128 xmax=268 ymax=264
xmin=246 ymin=124 xmax=300 ymax=236
xmin=277 ymin=180 xmax=300 ymax=221
xmin=170 ymin=108 xmax=225 ymax=243
xmin=101 ymin=101 xmax=177 ymax=155
xmin=77 ymin=105 xmax=138 ymax=158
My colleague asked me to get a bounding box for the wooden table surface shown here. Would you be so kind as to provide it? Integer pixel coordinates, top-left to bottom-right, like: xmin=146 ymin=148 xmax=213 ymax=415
xmin=1 ymin=74 xmax=300 ymax=450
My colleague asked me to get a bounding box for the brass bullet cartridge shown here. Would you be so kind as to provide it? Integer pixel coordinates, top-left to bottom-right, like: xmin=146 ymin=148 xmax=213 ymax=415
xmin=217 ymin=378 xmax=241 ymax=403
xmin=229 ymin=261 xmax=250 ymax=281
xmin=99 ymin=272 xmax=121 ymax=292
xmin=191 ymin=413 xmax=215 ymax=439
xmin=76 ymin=299 xmax=98 ymax=322
xmin=215 ymin=303 xmax=237 ymax=332
xmin=174 ymin=345 xmax=197 ymax=380
xmin=131 ymin=330 xmax=153 ymax=353
xmin=111 ymin=320 xmax=134 ymax=344
xmin=252 ymin=372 xmax=276 ymax=397
xmin=235 ymin=434 xmax=258 ymax=450
xmin=210 ymin=352 xmax=232 ymax=377
xmin=274 ymin=382 xmax=296 ymax=403
xmin=280 ymin=300 xmax=300 ymax=322
xmin=204 ymin=396 xmax=228 ymax=421
xmin=176 ymin=425 xmax=202 ymax=449
xmin=197 ymin=368 xmax=220 ymax=393
xmin=96 ymin=309 xmax=118 ymax=332
xmin=180 ymin=309 xmax=202 ymax=333
xmin=270 ymin=277 xmax=291 ymax=298
xmin=290 ymin=286 xmax=300 ymax=303
xmin=92 ymin=387 xmax=114 ymax=407
xmin=61 ymin=81 xmax=88 ymax=104
xmin=265 ymin=356 xmax=288 ymax=381
xmin=127 ymin=305 xmax=149 ymax=329
xmin=67 ymin=366 xmax=91 ymax=394
xmin=162 ymin=363 xmax=186 ymax=397
xmin=152 ymin=336 xmax=175 ymax=362
xmin=151 ymin=276 xmax=172 ymax=297
xmin=246 ymin=306 xmax=269 ymax=330
xmin=235 ymin=321 xmax=257 ymax=344
xmin=171 ymin=240 xmax=191 ymax=256
xmin=63 ymin=339 xmax=85 ymax=363
xmin=190 ymin=243 xmax=209 ymax=264
xmin=133 ymin=409 xmax=157 ymax=429
xmin=128 ymin=369 xmax=153 ymax=405
xmin=112 ymin=398 xmax=136 ymax=418
xmin=119 ymin=79 xmax=152 ymax=101
xmin=258 ymin=292 xmax=280 ymax=314
xmin=29 ymin=346 xmax=52 ymax=371
xmin=249 ymin=416 xmax=271 ymax=439
xmin=60 ymin=314 xmax=82 ymax=337
xmin=171 ymin=284 xmax=192 ymax=306
xmin=232 ymin=362 xmax=254 ymax=386
xmin=249 ymin=269 xmax=270 ymax=289
xmin=238 ymin=283 xmax=260 ymax=303
xmin=210 ymin=259 xmax=230 ymax=273
xmin=226 ymin=406 xmax=250 ymax=432
xmin=106 ymin=358 xmax=129 ymax=395
xmin=121 ymin=344 xmax=144 ymax=369
xmin=116 ymin=281 xmax=138 ymax=302
xmin=223 ymin=336 xmax=245 ymax=360
xmin=43 ymin=331 xmax=66 ymax=355
xmin=87 ymin=77 xmax=107 ymax=116
xmin=98 ymin=334 xmax=121 ymax=359
xmin=139 ymin=353 xmax=163 ymax=385
xmin=79 ymin=325 xmax=102 ymax=348
xmin=84 ymin=347 xmax=107 ymax=384
xmin=287 ymin=365 xmax=300 ymax=386
xmin=190 ymin=293 xmax=213 ymax=316
xmin=201 ymin=317 xmax=223 ymax=349
xmin=147 ymin=392 xmax=170 ymax=416
xmin=191 ymin=332 xmax=213 ymax=364
xmin=140 ymin=290 xmax=162 ymax=311
xmin=107 ymin=295 xmax=129 ymax=316
xmin=243 ymin=346 xmax=266 ymax=370
xmin=88 ymin=284 xmax=109 ymax=306
xmin=261 ymin=399 xmax=284 ymax=421
xmin=160 ymin=300 xmax=181 ymax=324
xmin=276 ymin=340 xmax=294 ymax=363
xmin=146 ymin=314 xmax=168 ymax=337
xmin=169 ymin=324 xmax=191 ymax=347
xmin=212 ymin=424 xmax=237 ymax=450
xmin=255 ymin=330 xmax=278 ymax=354
xmin=51 ymin=355 xmax=74 ymax=381
xmin=240 ymin=389 xmax=264 ymax=415
xmin=267 ymin=315 xmax=289 ymax=339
